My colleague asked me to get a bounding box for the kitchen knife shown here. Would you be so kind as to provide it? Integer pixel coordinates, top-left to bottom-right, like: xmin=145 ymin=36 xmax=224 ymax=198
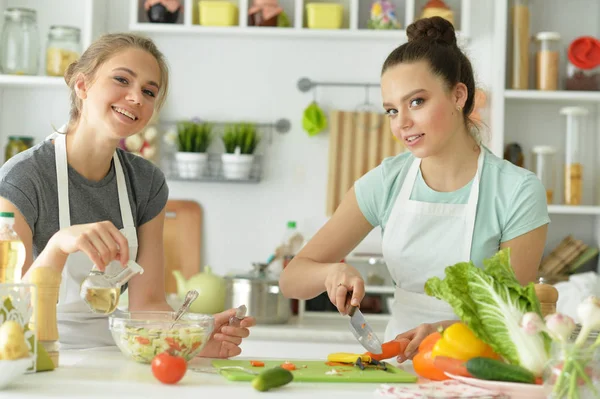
xmin=348 ymin=305 xmax=383 ymax=354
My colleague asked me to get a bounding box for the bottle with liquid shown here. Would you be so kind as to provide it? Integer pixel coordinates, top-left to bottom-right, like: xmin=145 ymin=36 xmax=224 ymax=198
xmin=0 ymin=212 xmax=26 ymax=283
xmin=560 ymin=106 xmax=589 ymax=205
xmin=80 ymin=260 xmax=144 ymax=314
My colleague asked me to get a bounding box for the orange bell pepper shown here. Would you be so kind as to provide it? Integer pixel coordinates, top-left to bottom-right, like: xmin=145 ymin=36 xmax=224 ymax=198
xmin=412 ymin=350 xmax=449 ymax=381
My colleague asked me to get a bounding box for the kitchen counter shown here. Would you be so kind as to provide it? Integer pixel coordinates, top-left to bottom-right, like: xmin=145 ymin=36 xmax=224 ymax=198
xmin=7 ymin=347 xmax=416 ymax=398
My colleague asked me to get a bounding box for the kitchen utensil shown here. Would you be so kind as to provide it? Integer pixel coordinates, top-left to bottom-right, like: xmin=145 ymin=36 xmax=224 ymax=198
xmin=109 ymin=311 xmax=214 ymax=364
xmin=79 ymin=260 xmax=144 ymax=314
xmin=29 ymin=267 xmax=61 ymax=369
xmin=163 ymin=200 xmax=202 ymax=295
xmin=169 ymin=289 xmax=198 ymax=329
xmin=212 ymin=359 xmax=417 ymax=383
xmin=348 ymin=305 xmax=383 ymax=354
xmin=172 ymin=266 xmax=226 ymax=314
xmin=228 ymin=304 xmax=247 ymax=327
xmin=224 ymin=262 xmax=290 ymax=325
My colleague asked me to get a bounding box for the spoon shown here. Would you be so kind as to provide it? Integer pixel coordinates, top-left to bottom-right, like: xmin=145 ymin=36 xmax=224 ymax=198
xmin=170 ymin=289 xmax=199 ymax=329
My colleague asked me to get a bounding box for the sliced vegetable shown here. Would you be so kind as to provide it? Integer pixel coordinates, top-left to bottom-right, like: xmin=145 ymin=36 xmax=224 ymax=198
xmin=366 ymin=338 xmax=410 ymax=361
xmin=252 ymin=367 xmax=294 ymax=392
xmin=466 ymin=357 xmax=536 ymax=384
xmin=433 ymin=356 xmax=473 ymax=378
xmin=412 ymin=350 xmax=449 ymax=381
xmin=280 ymin=362 xmax=296 ymax=371
xmin=250 ymin=360 xmax=265 ymax=367
xmin=431 ymin=323 xmax=499 ymax=361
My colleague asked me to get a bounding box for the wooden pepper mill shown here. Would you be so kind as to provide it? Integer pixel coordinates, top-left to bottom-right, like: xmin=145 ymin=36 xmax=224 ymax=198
xmin=534 ymin=282 xmax=559 ymax=318
xmin=29 ymin=267 xmax=61 ymax=369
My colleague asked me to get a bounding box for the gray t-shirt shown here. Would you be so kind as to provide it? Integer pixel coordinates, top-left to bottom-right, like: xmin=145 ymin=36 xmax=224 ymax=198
xmin=0 ymin=139 xmax=169 ymax=259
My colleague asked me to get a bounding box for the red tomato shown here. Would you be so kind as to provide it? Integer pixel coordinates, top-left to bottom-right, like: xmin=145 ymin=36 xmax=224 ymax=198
xmin=151 ymin=352 xmax=187 ymax=384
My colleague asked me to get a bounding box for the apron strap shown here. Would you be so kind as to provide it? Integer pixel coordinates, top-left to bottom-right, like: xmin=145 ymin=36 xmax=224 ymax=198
xmin=463 ymin=149 xmax=485 ymax=259
xmin=113 ymin=153 xmax=135 ymax=229
xmin=54 ymin=133 xmax=71 ymax=230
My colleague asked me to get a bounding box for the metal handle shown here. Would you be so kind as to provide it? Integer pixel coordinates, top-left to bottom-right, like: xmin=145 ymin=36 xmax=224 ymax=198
xmin=170 ymin=290 xmax=198 ymax=328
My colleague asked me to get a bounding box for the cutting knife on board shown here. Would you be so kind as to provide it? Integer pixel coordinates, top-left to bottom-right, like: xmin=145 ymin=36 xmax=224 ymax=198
xmin=346 ymin=293 xmax=383 ymax=354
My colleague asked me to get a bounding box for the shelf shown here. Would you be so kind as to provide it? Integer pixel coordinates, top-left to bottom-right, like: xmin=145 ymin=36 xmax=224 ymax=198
xmin=548 ymin=205 xmax=600 ymax=216
xmin=129 ymin=22 xmax=411 ymax=40
xmin=505 ymin=90 xmax=600 ymax=103
xmin=0 ymin=75 xmax=66 ymax=88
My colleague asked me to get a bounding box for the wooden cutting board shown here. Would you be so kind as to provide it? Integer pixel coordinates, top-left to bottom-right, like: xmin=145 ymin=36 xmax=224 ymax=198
xmin=163 ymin=200 xmax=202 ymax=294
xmin=211 ymin=359 xmax=417 ymax=383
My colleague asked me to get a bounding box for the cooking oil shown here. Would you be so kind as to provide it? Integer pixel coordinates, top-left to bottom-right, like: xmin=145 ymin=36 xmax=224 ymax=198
xmin=82 ymin=287 xmax=120 ymax=314
xmin=0 ymin=212 xmax=25 ymax=283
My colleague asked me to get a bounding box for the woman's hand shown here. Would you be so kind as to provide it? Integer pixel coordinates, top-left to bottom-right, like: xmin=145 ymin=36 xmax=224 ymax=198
xmin=198 ymin=308 xmax=257 ymax=359
xmin=48 ymin=221 xmax=129 ymax=271
xmin=324 ymin=263 xmax=365 ymax=315
xmin=394 ymin=320 xmax=459 ymax=363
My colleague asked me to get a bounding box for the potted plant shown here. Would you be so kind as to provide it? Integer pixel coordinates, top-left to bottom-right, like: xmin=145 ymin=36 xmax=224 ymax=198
xmin=175 ymin=120 xmax=213 ymax=178
xmin=221 ymin=122 xmax=260 ymax=180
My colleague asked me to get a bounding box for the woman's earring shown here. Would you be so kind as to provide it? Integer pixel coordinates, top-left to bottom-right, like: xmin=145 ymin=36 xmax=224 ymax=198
xmin=456 ymin=105 xmax=462 ymax=112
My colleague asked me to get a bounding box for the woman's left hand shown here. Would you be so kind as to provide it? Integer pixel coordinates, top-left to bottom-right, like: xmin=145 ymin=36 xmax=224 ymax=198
xmin=393 ymin=323 xmax=438 ymax=363
xmin=197 ymin=308 xmax=257 ymax=359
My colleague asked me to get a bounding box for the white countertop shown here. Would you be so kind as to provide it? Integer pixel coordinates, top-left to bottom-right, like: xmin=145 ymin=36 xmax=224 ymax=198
xmin=7 ymin=347 xmax=416 ymax=398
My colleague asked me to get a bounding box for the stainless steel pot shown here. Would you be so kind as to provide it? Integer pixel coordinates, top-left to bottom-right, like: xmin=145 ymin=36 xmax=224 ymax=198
xmin=224 ymin=262 xmax=291 ymax=325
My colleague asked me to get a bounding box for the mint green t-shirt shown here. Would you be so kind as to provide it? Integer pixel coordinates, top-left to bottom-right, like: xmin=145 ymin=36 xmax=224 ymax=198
xmin=354 ymin=147 xmax=550 ymax=269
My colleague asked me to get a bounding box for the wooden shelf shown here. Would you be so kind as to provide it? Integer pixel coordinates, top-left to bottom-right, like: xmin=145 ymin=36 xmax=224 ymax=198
xmin=548 ymin=205 xmax=600 ymax=216
xmin=0 ymin=75 xmax=66 ymax=88
xmin=505 ymin=90 xmax=600 ymax=102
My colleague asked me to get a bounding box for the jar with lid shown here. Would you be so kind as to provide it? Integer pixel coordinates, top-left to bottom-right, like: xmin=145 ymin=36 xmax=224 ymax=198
xmin=560 ymin=106 xmax=589 ymax=206
xmin=46 ymin=26 xmax=81 ymax=77
xmin=535 ymin=32 xmax=561 ymax=90
xmin=5 ymin=136 xmax=34 ymax=162
xmin=531 ymin=146 xmax=557 ymax=204
xmin=565 ymin=36 xmax=600 ymax=91
xmin=0 ymin=8 xmax=40 ymax=75
xmin=509 ymin=0 xmax=530 ymax=89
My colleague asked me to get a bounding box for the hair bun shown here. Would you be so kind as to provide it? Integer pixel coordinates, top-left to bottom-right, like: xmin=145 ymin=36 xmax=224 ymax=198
xmin=407 ymin=16 xmax=456 ymax=46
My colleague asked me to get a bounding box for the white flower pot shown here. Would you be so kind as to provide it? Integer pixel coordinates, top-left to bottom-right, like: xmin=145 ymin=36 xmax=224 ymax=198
xmin=221 ymin=153 xmax=254 ymax=180
xmin=175 ymin=152 xmax=208 ymax=179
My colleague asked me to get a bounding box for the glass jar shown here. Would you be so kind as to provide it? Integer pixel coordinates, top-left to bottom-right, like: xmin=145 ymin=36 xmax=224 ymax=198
xmin=543 ymin=342 xmax=600 ymax=399
xmin=531 ymin=146 xmax=557 ymax=204
xmin=45 ymin=26 xmax=81 ymax=77
xmin=0 ymin=8 xmax=39 ymax=75
xmin=561 ymin=106 xmax=589 ymax=206
xmin=5 ymin=136 xmax=34 ymax=162
xmin=509 ymin=0 xmax=530 ymax=89
xmin=565 ymin=36 xmax=600 ymax=91
xmin=535 ymin=32 xmax=561 ymax=91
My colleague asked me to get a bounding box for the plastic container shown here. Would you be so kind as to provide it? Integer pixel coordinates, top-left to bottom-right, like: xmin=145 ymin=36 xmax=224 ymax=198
xmin=45 ymin=26 xmax=81 ymax=77
xmin=199 ymin=1 xmax=238 ymax=26
xmin=535 ymin=32 xmax=560 ymax=91
xmin=531 ymin=146 xmax=557 ymax=204
xmin=560 ymin=106 xmax=589 ymax=206
xmin=565 ymin=36 xmax=600 ymax=91
xmin=109 ymin=311 xmax=214 ymax=363
xmin=509 ymin=0 xmax=530 ymax=89
xmin=306 ymin=3 xmax=343 ymax=29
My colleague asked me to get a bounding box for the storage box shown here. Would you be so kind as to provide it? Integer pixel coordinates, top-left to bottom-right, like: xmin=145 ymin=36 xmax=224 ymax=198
xmin=199 ymin=1 xmax=238 ymax=26
xmin=306 ymin=3 xmax=343 ymax=29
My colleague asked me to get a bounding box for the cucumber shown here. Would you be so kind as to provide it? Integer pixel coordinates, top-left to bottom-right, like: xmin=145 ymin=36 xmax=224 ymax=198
xmin=251 ymin=367 xmax=294 ymax=392
xmin=466 ymin=357 xmax=536 ymax=384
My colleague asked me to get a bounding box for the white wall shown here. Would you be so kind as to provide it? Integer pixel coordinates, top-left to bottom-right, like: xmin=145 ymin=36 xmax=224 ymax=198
xmin=0 ymin=0 xmax=494 ymax=277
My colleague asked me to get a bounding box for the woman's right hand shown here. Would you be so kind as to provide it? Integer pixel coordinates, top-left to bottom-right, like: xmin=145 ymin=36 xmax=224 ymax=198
xmin=48 ymin=221 xmax=129 ymax=271
xmin=324 ymin=263 xmax=365 ymax=315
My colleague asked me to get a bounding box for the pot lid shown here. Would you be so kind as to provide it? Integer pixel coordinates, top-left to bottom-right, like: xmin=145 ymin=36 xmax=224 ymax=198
xmin=227 ymin=262 xmax=279 ymax=283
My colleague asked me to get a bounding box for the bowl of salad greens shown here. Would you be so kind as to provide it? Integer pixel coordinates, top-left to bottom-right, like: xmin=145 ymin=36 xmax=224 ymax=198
xmin=109 ymin=311 xmax=214 ymax=364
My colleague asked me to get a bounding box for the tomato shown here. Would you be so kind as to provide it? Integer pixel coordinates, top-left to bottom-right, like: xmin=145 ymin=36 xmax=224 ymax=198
xmin=151 ymin=352 xmax=187 ymax=384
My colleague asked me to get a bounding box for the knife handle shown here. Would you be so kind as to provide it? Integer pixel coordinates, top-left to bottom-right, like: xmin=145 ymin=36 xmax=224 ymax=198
xmin=348 ymin=305 xmax=358 ymax=317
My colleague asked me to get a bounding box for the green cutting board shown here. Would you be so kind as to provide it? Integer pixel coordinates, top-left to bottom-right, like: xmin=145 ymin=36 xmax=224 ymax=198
xmin=211 ymin=359 xmax=418 ymax=383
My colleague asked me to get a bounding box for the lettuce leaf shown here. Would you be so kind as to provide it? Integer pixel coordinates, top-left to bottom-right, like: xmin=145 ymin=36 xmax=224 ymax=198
xmin=424 ymin=248 xmax=550 ymax=375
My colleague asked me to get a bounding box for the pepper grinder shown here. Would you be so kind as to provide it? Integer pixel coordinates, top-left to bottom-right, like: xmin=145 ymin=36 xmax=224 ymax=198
xmin=534 ymin=281 xmax=559 ymax=318
xmin=29 ymin=267 xmax=61 ymax=368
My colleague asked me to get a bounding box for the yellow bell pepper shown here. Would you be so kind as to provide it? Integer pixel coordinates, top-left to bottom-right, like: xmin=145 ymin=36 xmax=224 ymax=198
xmin=431 ymin=323 xmax=497 ymax=361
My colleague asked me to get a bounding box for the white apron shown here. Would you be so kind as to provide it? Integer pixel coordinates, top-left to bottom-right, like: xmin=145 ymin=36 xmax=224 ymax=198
xmin=381 ymin=149 xmax=484 ymax=341
xmin=51 ymin=132 xmax=138 ymax=349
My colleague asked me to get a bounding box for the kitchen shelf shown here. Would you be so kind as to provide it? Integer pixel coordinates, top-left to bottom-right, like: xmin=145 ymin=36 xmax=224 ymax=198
xmin=548 ymin=205 xmax=600 ymax=216
xmin=0 ymin=75 xmax=66 ymax=88
xmin=504 ymin=90 xmax=600 ymax=103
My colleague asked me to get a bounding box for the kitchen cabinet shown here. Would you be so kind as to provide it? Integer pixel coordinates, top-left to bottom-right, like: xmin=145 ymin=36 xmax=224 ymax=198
xmin=490 ymin=0 xmax=600 ymax=272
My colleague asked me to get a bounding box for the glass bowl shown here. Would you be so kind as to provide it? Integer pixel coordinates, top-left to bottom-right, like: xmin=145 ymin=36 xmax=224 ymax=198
xmin=109 ymin=311 xmax=214 ymax=364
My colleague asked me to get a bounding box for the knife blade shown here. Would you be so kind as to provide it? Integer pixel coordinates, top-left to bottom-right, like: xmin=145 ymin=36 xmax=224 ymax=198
xmin=348 ymin=305 xmax=383 ymax=354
